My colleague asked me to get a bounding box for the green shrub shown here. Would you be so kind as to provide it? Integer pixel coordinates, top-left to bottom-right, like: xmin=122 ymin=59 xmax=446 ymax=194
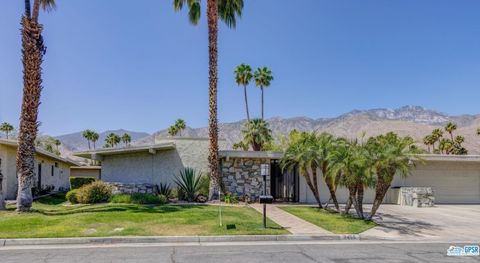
xmin=223 ymin=192 xmax=239 ymax=204
xmin=70 ymin=177 xmax=96 ymax=190
xmin=66 ymin=189 xmax=78 ymax=204
xmin=110 ymin=193 xmax=167 ymax=205
xmin=174 ymin=167 xmax=202 ymax=201
xmin=157 ymin=183 xmax=172 ymax=198
xmin=76 ymin=181 xmax=112 ymax=204
xmin=198 ymin=175 xmax=210 ymax=196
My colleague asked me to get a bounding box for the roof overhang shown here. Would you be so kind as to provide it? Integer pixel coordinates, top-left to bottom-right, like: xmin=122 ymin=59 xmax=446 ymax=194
xmin=0 ymin=139 xmax=81 ymax=166
xmin=417 ymin=154 xmax=480 ymax=163
xmin=73 ymin=142 xmax=176 ymax=161
xmin=219 ymin=150 xmax=284 ymax=160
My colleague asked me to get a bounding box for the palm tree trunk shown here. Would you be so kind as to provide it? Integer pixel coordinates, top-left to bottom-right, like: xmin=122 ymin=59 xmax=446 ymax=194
xmin=306 ymin=169 xmax=322 ymax=208
xmin=32 ymin=0 xmax=41 ymax=23
xmin=207 ymin=0 xmax=220 ymax=201
xmin=25 ymin=0 xmax=31 ymax=18
xmin=356 ymin=183 xmax=364 ymax=219
xmin=324 ymin=174 xmax=340 ymax=211
xmin=16 ymin=16 xmax=44 ymax=212
xmin=368 ymin=176 xmax=390 ymax=220
xmin=261 ymin=86 xmax=264 ymax=120
xmin=344 ymin=196 xmax=352 ymax=214
xmin=348 ymin=185 xmax=362 ymax=218
xmin=0 ymin=175 xmax=5 ymax=210
xmin=5 ymin=131 xmax=9 ymax=139
xmin=243 ymin=85 xmax=250 ymax=122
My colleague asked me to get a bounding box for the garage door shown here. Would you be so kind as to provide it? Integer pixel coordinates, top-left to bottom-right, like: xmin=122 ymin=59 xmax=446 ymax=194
xmin=402 ymin=166 xmax=480 ymax=204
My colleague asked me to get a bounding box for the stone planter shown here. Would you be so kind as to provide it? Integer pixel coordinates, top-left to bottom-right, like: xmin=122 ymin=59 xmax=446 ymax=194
xmin=399 ymin=187 xmax=435 ymax=207
xmin=105 ymin=182 xmax=158 ymax=195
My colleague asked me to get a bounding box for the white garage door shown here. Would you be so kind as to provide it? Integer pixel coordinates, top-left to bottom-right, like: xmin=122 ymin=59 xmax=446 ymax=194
xmin=402 ymin=165 xmax=480 ymax=204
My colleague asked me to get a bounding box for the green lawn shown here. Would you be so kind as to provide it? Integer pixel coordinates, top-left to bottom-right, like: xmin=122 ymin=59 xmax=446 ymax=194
xmin=280 ymin=206 xmax=376 ymax=234
xmin=0 ymin=193 xmax=287 ymax=238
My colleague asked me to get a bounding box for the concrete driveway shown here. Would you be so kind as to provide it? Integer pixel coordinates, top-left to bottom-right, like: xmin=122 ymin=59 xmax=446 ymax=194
xmin=361 ymin=204 xmax=480 ymax=241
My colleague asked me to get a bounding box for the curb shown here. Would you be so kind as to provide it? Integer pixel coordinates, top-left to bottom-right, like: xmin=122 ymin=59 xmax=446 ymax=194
xmin=0 ymin=234 xmax=360 ymax=247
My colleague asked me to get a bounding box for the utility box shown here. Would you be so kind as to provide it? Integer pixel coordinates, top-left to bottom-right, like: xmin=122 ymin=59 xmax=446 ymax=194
xmin=259 ymin=195 xmax=273 ymax=204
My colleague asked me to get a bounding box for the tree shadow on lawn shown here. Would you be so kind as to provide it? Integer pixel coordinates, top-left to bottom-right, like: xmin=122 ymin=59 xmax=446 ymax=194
xmin=35 ymin=204 xmax=210 ymax=216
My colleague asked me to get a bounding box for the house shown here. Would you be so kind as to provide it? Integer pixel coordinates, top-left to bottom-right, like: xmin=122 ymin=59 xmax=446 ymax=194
xmin=74 ymin=137 xmax=480 ymax=204
xmin=71 ymin=166 xmax=102 ymax=180
xmin=0 ymin=139 xmax=79 ymax=200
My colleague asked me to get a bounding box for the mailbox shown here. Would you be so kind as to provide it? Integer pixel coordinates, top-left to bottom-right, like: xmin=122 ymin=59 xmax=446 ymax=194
xmin=259 ymin=195 xmax=274 ymax=204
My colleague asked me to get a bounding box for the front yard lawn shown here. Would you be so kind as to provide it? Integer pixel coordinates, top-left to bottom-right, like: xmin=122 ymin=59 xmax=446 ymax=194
xmin=0 ymin=193 xmax=287 ymax=238
xmin=280 ymin=206 xmax=376 ymax=234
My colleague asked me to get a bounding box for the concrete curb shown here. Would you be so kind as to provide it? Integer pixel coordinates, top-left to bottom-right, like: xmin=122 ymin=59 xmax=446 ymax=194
xmin=0 ymin=234 xmax=361 ymax=247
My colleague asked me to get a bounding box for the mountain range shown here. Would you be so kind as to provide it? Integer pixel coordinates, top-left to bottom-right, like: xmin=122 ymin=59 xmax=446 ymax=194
xmin=54 ymin=106 xmax=480 ymax=162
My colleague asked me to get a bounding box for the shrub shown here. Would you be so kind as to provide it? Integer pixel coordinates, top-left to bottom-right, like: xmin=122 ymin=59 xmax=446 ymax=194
xmin=174 ymin=168 xmax=203 ymax=202
xmin=198 ymin=175 xmax=210 ymax=196
xmin=157 ymin=183 xmax=172 ymax=198
xmin=76 ymin=181 xmax=112 ymax=204
xmin=70 ymin=177 xmax=96 ymax=190
xmin=66 ymin=189 xmax=78 ymax=204
xmin=110 ymin=193 xmax=167 ymax=205
xmin=223 ymin=192 xmax=239 ymax=204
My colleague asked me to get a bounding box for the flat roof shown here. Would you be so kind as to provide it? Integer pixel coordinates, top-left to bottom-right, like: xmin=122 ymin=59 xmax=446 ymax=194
xmin=418 ymin=154 xmax=480 ymax=162
xmin=70 ymin=166 xmax=102 ymax=170
xmin=0 ymin=139 xmax=80 ymax=166
xmin=219 ymin=150 xmax=284 ymax=160
xmin=73 ymin=142 xmax=176 ymax=159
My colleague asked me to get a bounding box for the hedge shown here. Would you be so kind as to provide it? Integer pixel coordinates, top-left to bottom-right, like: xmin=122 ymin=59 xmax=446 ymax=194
xmin=70 ymin=177 xmax=96 ymax=190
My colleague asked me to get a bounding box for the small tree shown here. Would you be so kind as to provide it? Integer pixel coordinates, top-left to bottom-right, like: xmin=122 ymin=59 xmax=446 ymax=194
xmin=121 ymin=133 xmax=131 ymax=147
xmin=168 ymin=126 xmax=178 ymax=137
xmin=0 ymin=123 xmax=14 ymax=139
xmin=175 ymin=119 xmax=186 ymax=136
xmin=105 ymin=133 xmax=120 ymax=148
xmin=241 ymin=118 xmax=272 ymax=151
xmin=82 ymin=129 xmax=94 ymax=150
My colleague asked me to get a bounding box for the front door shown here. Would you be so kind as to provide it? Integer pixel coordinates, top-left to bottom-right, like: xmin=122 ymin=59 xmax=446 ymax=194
xmin=270 ymin=160 xmax=298 ymax=202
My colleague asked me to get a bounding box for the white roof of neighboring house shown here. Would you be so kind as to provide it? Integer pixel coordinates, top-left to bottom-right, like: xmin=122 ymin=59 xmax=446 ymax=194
xmin=70 ymin=166 xmax=101 ymax=170
xmin=418 ymin=154 xmax=480 ymax=163
xmin=0 ymin=138 xmax=80 ymax=166
xmin=219 ymin=150 xmax=284 ymax=160
xmin=73 ymin=142 xmax=176 ymax=159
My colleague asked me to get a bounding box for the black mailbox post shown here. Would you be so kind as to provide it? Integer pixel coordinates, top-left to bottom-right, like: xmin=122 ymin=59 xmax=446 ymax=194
xmin=260 ymin=164 xmax=271 ymax=229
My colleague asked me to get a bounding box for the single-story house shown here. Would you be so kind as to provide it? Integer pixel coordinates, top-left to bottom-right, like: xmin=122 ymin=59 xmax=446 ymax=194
xmin=74 ymin=137 xmax=480 ymax=204
xmin=0 ymin=139 xmax=79 ymax=200
xmin=71 ymin=166 xmax=102 ymax=180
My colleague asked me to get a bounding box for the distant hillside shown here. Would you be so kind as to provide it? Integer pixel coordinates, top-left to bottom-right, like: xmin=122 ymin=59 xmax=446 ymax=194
xmin=53 ymin=106 xmax=480 ymax=162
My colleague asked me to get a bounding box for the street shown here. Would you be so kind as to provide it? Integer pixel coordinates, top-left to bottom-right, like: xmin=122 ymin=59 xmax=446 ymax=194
xmin=0 ymin=241 xmax=478 ymax=263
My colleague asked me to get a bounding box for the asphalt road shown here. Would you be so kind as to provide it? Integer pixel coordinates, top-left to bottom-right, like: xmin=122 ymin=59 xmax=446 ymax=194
xmin=0 ymin=241 xmax=478 ymax=263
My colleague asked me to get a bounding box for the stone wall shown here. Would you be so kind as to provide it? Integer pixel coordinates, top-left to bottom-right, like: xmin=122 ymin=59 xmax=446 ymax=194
xmin=221 ymin=158 xmax=270 ymax=201
xmin=106 ymin=182 xmax=158 ymax=195
xmin=399 ymin=187 xmax=435 ymax=207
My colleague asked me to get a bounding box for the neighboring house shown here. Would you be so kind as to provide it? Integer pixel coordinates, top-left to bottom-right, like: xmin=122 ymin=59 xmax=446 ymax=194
xmin=0 ymin=139 xmax=79 ymax=200
xmin=74 ymin=137 xmax=480 ymax=204
xmin=71 ymin=166 xmax=102 ymax=180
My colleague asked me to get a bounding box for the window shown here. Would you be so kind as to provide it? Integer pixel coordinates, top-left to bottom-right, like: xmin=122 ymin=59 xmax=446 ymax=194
xmin=51 ymin=165 xmax=54 ymax=177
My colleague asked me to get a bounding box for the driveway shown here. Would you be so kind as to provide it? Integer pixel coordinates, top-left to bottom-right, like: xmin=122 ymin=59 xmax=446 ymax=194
xmin=361 ymin=204 xmax=480 ymax=241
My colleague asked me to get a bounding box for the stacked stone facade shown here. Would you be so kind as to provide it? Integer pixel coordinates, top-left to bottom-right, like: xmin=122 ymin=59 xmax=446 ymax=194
xmin=399 ymin=187 xmax=435 ymax=207
xmin=106 ymin=182 xmax=158 ymax=195
xmin=221 ymin=158 xmax=270 ymax=201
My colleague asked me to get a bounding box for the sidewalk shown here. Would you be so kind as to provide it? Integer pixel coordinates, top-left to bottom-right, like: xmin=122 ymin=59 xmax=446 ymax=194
xmin=249 ymin=204 xmax=332 ymax=235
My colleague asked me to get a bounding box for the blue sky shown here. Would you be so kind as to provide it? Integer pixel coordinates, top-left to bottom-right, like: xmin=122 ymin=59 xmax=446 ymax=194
xmin=1 ymin=0 xmax=480 ymax=136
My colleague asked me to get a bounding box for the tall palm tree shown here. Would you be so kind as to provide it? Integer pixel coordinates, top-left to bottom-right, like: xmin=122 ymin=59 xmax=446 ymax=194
xmin=253 ymin=67 xmax=273 ymax=120
xmin=173 ymin=0 xmax=243 ymax=200
xmin=168 ymin=126 xmax=178 ymax=137
xmin=0 ymin=123 xmax=14 ymax=139
xmin=234 ymin=64 xmax=253 ymax=122
xmin=82 ymin=129 xmax=94 ymax=149
xmin=105 ymin=133 xmax=121 ymax=148
xmin=91 ymin=131 xmax=99 ymax=149
xmin=366 ymin=132 xmax=420 ymax=219
xmin=445 ymin=122 xmax=457 ymax=141
xmin=281 ymin=132 xmax=323 ymax=208
xmin=241 ymin=118 xmax=272 ymax=151
xmin=54 ymin=139 xmax=61 ymax=151
xmin=175 ymin=119 xmax=186 ymax=136
xmin=121 ymin=133 xmax=131 ymax=147
xmin=16 ymin=0 xmax=56 ymax=212
xmin=431 ymin=128 xmax=443 ymax=151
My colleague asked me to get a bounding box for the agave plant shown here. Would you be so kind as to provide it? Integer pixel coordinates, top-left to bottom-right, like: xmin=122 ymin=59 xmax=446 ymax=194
xmin=173 ymin=168 xmax=203 ymax=202
xmin=157 ymin=183 xmax=172 ymax=198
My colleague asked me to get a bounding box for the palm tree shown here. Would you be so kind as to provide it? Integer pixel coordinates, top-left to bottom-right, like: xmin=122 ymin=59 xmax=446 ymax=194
xmin=16 ymin=0 xmax=56 ymax=212
xmin=0 ymin=123 xmax=14 ymax=139
xmin=477 ymin=128 xmax=480 ymax=136
xmin=281 ymin=132 xmax=323 ymax=208
xmin=253 ymin=67 xmax=273 ymax=120
xmin=175 ymin=119 xmax=186 ymax=136
xmin=423 ymin=135 xmax=432 ymax=153
xmin=168 ymin=126 xmax=178 ymax=137
xmin=241 ymin=118 xmax=272 ymax=151
xmin=445 ymin=122 xmax=457 ymax=141
xmin=54 ymin=139 xmax=61 ymax=151
xmin=91 ymin=131 xmax=99 ymax=149
xmin=366 ymin=132 xmax=420 ymax=220
xmin=121 ymin=133 xmax=131 ymax=147
xmin=173 ymin=0 xmax=243 ymax=200
xmin=82 ymin=130 xmax=94 ymax=150
xmin=105 ymin=133 xmax=121 ymax=148
xmin=431 ymin=128 xmax=443 ymax=151
xmin=234 ymin=64 xmax=253 ymax=121
xmin=314 ymin=133 xmax=341 ymax=211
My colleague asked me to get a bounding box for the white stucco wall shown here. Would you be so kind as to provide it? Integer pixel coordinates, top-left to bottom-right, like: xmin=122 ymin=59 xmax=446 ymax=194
xmin=0 ymin=144 xmax=71 ymax=200
xmin=101 ymin=138 xmax=226 ymax=185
